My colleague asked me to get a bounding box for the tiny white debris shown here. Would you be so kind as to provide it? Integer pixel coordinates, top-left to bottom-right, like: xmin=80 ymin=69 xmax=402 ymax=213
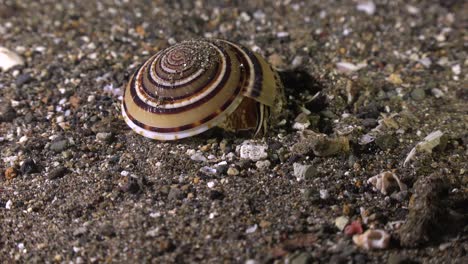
xmin=418 ymin=57 xmax=432 ymax=68
xmin=6 ymin=200 xmax=12 ymax=209
xmin=87 ymin=95 xmax=96 ymax=103
xmin=276 ymin=31 xmax=290 ymax=39
xmin=0 ymin=47 xmax=24 ymax=71
xmin=239 ymin=141 xmax=268 ymax=161
xmin=253 ymin=10 xmax=266 ymax=20
xmin=292 ymin=122 xmax=309 ymax=131
xmin=120 ymin=170 xmax=129 ymax=176
xmin=200 ymin=166 xmax=217 ymax=176
xmin=404 ymin=130 xmax=444 ymax=166
xmin=186 ymin=149 xmax=196 ymax=155
xmin=431 ymin=88 xmax=444 ymax=98
xmin=319 ymin=189 xmax=329 ymax=200
xmin=207 ymin=181 xmax=216 ymax=188
xmin=357 ymin=1 xmax=376 ymax=15
xmin=240 ymin=12 xmax=251 ymax=22
xmin=149 ymin=211 xmax=161 ymax=218
xmin=291 ymin=56 xmax=303 ymax=68
xmin=245 ymin=260 xmax=259 ymax=264
xmin=367 ymin=171 xmax=407 ymax=195
xmin=18 ymin=243 xmax=25 ymax=250
xmin=406 ymin=5 xmax=420 ymax=15
xmin=353 ymin=229 xmax=390 ymax=250
xmin=145 ymin=228 xmax=159 ymax=237
xmin=103 ymin=83 xmax=122 ymax=97
xmin=209 ymin=212 xmax=217 ymax=219
xmin=190 ymin=153 xmax=207 ymax=162
xmin=358 ymin=134 xmax=375 ymax=145
xmin=18 ymin=136 xmax=28 ymax=144
xmin=246 ymin=224 xmax=258 ymax=234
xmin=336 ymin=61 xmax=367 ymax=74
xmin=451 ymin=64 xmax=461 ymax=75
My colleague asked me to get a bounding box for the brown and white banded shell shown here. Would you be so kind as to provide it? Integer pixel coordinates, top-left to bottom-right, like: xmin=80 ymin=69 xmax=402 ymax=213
xmin=122 ymin=38 xmax=284 ymax=140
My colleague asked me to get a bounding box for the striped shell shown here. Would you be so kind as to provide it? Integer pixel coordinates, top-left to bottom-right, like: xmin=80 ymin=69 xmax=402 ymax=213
xmin=122 ymin=38 xmax=284 ymax=140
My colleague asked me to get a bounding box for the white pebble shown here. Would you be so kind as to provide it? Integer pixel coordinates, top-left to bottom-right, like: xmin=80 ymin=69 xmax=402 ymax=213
xmin=319 ymin=189 xmax=329 ymax=200
xmin=207 ymin=181 xmax=216 ymax=188
xmin=357 ymin=1 xmax=376 ymax=15
xmin=431 ymin=88 xmax=444 ymax=98
xmin=245 ymin=224 xmax=258 ymax=234
xmin=5 ymin=200 xmax=12 ymax=209
xmin=0 ymin=47 xmax=24 ymax=71
xmin=200 ymin=166 xmax=217 ymax=176
xmin=451 ymin=64 xmax=461 ymax=75
xmin=255 ymin=160 xmax=270 ymax=170
xmin=239 ymin=141 xmax=268 ymax=161
xmin=190 ymin=153 xmax=207 ymax=162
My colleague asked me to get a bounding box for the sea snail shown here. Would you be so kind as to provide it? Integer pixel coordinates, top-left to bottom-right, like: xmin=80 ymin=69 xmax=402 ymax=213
xmin=122 ymin=38 xmax=284 ymax=141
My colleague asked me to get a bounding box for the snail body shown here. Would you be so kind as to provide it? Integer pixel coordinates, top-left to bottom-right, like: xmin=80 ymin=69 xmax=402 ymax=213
xmin=122 ymin=38 xmax=284 ymax=140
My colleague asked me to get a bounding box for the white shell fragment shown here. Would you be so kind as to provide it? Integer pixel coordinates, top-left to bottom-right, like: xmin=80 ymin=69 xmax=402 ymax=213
xmin=336 ymin=61 xmax=367 ymax=74
xmin=404 ymin=130 xmax=444 ymax=166
xmin=356 ymin=1 xmax=376 ymax=15
xmin=353 ymin=229 xmax=390 ymax=250
xmin=238 ymin=141 xmax=268 ymax=161
xmin=0 ymin=47 xmax=24 ymax=71
xmin=367 ymin=171 xmax=407 ymax=195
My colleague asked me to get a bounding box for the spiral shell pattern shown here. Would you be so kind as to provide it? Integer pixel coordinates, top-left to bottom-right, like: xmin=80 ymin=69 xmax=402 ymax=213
xmin=122 ymin=39 xmax=283 ymax=140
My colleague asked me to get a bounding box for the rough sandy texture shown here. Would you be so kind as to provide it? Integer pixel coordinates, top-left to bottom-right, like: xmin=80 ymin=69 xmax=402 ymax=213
xmin=1 ymin=0 xmax=467 ymax=263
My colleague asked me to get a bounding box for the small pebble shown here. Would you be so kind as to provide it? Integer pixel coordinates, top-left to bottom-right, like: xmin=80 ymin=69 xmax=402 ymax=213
xmin=96 ymin=132 xmax=113 ymax=142
xmin=410 ymin=88 xmax=426 ymax=101
xmin=5 ymin=167 xmax=18 ymax=180
xmin=319 ymin=189 xmax=329 ymax=200
xmin=50 ymin=139 xmax=69 ymax=152
xmin=245 ymin=224 xmax=258 ymax=234
xmin=227 ymin=167 xmax=239 ymax=176
xmin=239 ymin=142 xmax=268 ymax=161
xmin=168 ymin=188 xmax=184 ymax=201
xmin=48 ymin=167 xmax=69 ymax=180
xmin=255 ymin=160 xmax=271 ymax=170
xmin=0 ymin=104 xmax=16 ymax=123
xmin=191 ymin=153 xmax=207 ymax=162
xmin=293 ymin=163 xmax=317 ymax=181
xmin=0 ymin=46 xmax=24 ymax=71
xmin=5 ymin=200 xmax=12 ymax=209
xmin=356 ymin=1 xmax=376 ymax=15
xmin=15 ymin=73 xmax=32 ymax=86
xmin=207 ymin=181 xmax=216 ymax=188
xmin=200 ymin=166 xmax=217 ymax=176
xmin=431 ymin=88 xmax=444 ymax=98
xmin=335 ymin=216 xmax=349 ymax=231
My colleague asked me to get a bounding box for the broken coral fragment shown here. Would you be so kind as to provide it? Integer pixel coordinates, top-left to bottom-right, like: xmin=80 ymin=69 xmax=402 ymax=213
xmin=367 ymin=171 xmax=407 ymax=195
xmin=353 ymin=229 xmax=390 ymax=250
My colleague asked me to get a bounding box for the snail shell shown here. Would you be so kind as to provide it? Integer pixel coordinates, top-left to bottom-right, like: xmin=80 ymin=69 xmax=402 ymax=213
xmin=122 ymin=38 xmax=284 ymax=140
